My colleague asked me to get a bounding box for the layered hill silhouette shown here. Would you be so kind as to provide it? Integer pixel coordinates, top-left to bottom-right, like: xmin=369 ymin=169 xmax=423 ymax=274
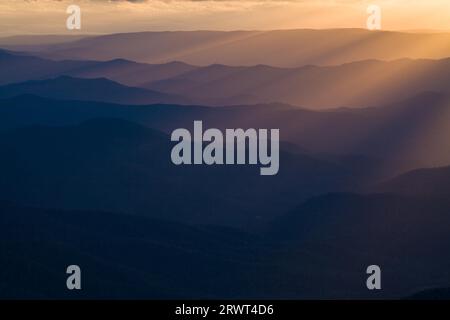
xmin=0 ymin=76 xmax=190 ymax=105
xmin=0 ymin=49 xmax=97 ymax=85
xmin=3 ymin=191 xmax=450 ymax=299
xmin=377 ymin=165 xmax=450 ymax=196
xmin=0 ymin=49 xmax=195 ymax=87
xmin=12 ymin=29 xmax=450 ymax=67
xmin=3 ymin=49 xmax=450 ymax=108
xmin=0 ymin=34 xmax=90 ymax=47
xmin=0 ymin=117 xmax=373 ymax=228
xmin=3 ymin=28 xmax=450 ymax=300
xmin=144 ymin=58 xmax=450 ymax=108
xmin=0 ymin=202 xmax=265 ymax=299
xmin=2 ymin=93 xmax=449 ymax=172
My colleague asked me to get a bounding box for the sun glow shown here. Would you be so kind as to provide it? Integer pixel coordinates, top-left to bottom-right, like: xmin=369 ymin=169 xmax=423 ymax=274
xmin=0 ymin=0 xmax=450 ymax=36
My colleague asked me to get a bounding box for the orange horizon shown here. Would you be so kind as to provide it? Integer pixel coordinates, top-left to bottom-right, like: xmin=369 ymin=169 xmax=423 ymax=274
xmin=1 ymin=0 xmax=450 ymax=36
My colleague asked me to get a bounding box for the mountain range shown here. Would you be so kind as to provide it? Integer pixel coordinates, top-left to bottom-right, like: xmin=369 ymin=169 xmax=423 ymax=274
xmin=4 ymin=29 xmax=450 ymax=67
xmin=2 ymin=92 xmax=449 ymax=172
xmin=2 ymin=49 xmax=450 ymax=108
xmin=0 ymin=117 xmax=374 ymax=228
xmin=2 ymin=28 xmax=450 ymax=299
xmin=3 ymin=190 xmax=450 ymax=299
xmin=0 ymin=76 xmax=189 ymax=105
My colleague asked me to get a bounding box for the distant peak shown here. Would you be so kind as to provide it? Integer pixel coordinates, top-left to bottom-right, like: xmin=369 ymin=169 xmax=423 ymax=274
xmin=52 ymin=75 xmax=114 ymax=83
xmin=106 ymin=58 xmax=135 ymax=65
xmin=0 ymin=49 xmax=14 ymax=57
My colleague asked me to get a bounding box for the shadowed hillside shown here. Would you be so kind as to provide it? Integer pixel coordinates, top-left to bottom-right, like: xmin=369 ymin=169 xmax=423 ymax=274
xmin=267 ymin=193 xmax=450 ymax=298
xmin=1 ymin=93 xmax=449 ymax=172
xmin=0 ymin=76 xmax=190 ymax=105
xmin=377 ymin=166 xmax=450 ymax=196
xmin=0 ymin=202 xmax=266 ymax=299
xmin=3 ymin=191 xmax=450 ymax=299
xmin=0 ymin=118 xmax=372 ymax=228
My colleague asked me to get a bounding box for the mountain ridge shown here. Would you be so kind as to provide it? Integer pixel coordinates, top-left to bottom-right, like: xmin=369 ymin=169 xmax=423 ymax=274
xmin=18 ymin=29 xmax=450 ymax=67
xmin=0 ymin=76 xmax=191 ymax=105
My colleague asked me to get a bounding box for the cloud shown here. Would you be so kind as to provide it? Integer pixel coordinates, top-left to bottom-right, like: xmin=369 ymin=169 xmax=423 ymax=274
xmin=1 ymin=0 xmax=450 ymax=36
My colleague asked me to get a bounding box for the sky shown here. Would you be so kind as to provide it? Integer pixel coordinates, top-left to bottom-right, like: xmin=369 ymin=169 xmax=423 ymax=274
xmin=0 ymin=0 xmax=450 ymax=36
